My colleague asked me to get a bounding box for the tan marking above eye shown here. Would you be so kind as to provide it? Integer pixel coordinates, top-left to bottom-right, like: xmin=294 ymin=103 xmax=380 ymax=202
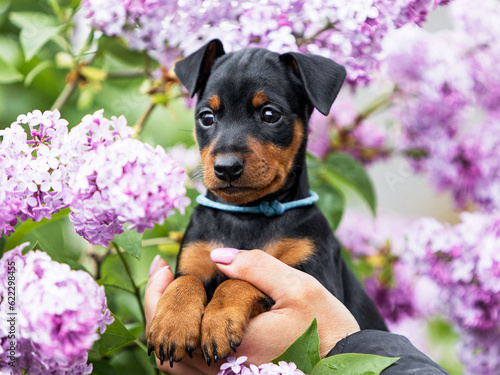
xmin=208 ymin=94 xmax=221 ymax=111
xmin=252 ymin=90 xmax=268 ymax=108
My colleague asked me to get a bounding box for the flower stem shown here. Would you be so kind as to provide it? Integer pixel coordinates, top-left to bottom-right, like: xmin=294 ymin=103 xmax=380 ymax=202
xmin=353 ymin=89 xmax=395 ymax=127
xmin=133 ymin=102 xmax=156 ymax=135
xmin=51 ymin=77 xmax=80 ymax=111
xmin=108 ymin=70 xmax=147 ymax=79
xmin=297 ymin=21 xmax=338 ymax=46
xmin=112 ymin=242 xmax=146 ymax=327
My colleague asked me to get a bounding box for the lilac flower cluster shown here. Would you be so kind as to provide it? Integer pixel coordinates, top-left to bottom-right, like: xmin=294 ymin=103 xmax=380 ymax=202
xmin=405 ymin=213 xmax=500 ymax=374
xmin=0 ymin=110 xmax=69 ymax=235
xmin=61 ymin=110 xmax=190 ymax=246
xmin=217 ymin=356 xmax=305 ymax=375
xmin=382 ymin=0 xmax=500 ymax=211
xmin=0 ymin=109 xmax=190 ymax=247
xmin=336 ymin=212 xmax=439 ymax=327
xmin=82 ymin=0 xmax=450 ymax=86
xmin=0 ymin=243 xmax=114 ymax=374
xmin=307 ymin=93 xmax=390 ymax=164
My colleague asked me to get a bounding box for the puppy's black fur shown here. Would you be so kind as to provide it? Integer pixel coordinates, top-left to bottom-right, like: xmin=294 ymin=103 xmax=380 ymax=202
xmin=148 ymin=40 xmax=387 ymax=367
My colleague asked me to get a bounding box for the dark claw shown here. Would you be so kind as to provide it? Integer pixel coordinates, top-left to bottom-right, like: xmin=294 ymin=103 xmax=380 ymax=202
xmin=212 ymin=342 xmax=218 ymax=363
xmin=203 ymin=346 xmax=211 ymax=366
xmin=148 ymin=344 xmax=154 ymax=356
xmin=159 ymin=343 xmax=165 ymax=365
xmin=230 ymin=341 xmax=237 ymax=353
xmin=187 ymin=346 xmax=194 ymax=358
xmin=169 ymin=342 xmax=176 ymax=368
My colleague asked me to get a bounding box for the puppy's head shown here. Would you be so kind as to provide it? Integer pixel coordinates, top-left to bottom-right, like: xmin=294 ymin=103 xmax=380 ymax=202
xmin=175 ymin=40 xmax=346 ymax=205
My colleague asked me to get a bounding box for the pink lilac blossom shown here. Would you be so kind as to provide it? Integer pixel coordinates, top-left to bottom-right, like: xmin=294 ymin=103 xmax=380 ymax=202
xmin=336 ymin=212 xmax=439 ymax=326
xmin=61 ymin=110 xmax=190 ymax=246
xmin=0 ymin=243 xmax=113 ymax=374
xmin=382 ymin=0 xmax=500 ymax=211
xmin=82 ymin=0 xmax=451 ymax=86
xmin=0 ymin=110 xmax=70 ymax=231
xmin=217 ymin=356 xmax=305 ymax=375
xmin=0 ymin=109 xmax=190 ymax=246
xmin=307 ymin=94 xmax=389 ymax=164
xmin=405 ymin=213 xmax=500 ymax=374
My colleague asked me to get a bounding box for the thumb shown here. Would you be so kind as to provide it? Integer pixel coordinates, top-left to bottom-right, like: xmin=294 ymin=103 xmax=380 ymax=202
xmin=211 ymin=248 xmax=310 ymax=305
xmin=145 ymin=256 xmax=174 ymax=334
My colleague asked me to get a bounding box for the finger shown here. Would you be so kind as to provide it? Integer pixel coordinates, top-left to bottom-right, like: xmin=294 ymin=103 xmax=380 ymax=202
xmin=211 ymin=248 xmax=310 ymax=305
xmin=145 ymin=261 xmax=174 ymax=332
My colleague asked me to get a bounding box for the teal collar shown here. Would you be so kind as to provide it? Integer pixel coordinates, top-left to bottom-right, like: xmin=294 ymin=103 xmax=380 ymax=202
xmin=196 ymin=191 xmax=319 ymax=217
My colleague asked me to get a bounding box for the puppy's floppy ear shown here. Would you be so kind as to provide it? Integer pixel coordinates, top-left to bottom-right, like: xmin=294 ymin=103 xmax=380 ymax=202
xmin=174 ymin=39 xmax=225 ymax=98
xmin=279 ymin=53 xmax=346 ymax=116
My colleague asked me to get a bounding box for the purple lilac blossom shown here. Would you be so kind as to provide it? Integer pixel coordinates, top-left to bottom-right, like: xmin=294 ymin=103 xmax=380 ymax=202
xmin=82 ymin=0 xmax=451 ymax=86
xmin=0 ymin=243 xmax=113 ymax=374
xmin=382 ymin=0 xmax=500 ymax=211
xmin=61 ymin=110 xmax=190 ymax=246
xmin=217 ymin=356 xmax=305 ymax=375
xmin=308 ymin=93 xmax=389 ymax=164
xmin=0 ymin=109 xmax=190 ymax=246
xmin=0 ymin=110 xmax=70 ymax=230
xmin=405 ymin=213 xmax=500 ymax=374
xmin=336 ymin=212 xmax=439 ymax=326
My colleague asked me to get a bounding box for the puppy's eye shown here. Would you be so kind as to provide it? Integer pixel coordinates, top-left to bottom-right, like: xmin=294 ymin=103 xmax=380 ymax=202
xmin=261 ymin=108 xmax=281 ymax=124
xmin=199 ymin=112 xmax=215 ymax=127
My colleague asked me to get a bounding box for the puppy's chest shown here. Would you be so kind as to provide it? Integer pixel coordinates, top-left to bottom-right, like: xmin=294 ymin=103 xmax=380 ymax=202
xmin=176 ymin=211 xmax=318 ymax=281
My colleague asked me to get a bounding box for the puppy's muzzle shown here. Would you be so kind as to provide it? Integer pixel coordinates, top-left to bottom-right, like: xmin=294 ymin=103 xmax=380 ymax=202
xmin=213 ymin=154 xmax=244 ymax=183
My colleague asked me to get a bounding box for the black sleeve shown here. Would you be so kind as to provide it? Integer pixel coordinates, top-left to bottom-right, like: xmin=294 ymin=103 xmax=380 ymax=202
xmin=327 ymin=330 xmax=450 ymax=374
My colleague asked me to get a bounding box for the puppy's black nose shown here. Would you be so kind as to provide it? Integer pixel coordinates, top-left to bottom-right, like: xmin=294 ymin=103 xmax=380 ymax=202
xmin=214 ymin=155 xmax=244 ymax=182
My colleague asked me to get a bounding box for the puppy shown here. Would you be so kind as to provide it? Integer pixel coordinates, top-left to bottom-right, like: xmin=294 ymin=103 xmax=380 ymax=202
xmin=148 ymin=39 xmax=387 ymax=367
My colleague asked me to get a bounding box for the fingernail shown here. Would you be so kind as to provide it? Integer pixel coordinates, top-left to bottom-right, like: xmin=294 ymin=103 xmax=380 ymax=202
xmin=149 ymin=254 xmax=161 ymax=277
xmin=211 ymin=248 xmax=240 ymax=265
xmin=152 ymin=265 xmax=170 ymax=282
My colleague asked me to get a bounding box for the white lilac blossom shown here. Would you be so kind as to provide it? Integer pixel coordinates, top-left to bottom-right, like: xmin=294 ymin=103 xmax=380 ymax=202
xmin=0 ymin=109 xmax=190 ymax=246
xmin=0 ymin=243 xmax=114 ymax=374
xmin=82 ymin=0 xmax=451 ymax=86
xmin=405 ymin=213 xmax=500 ymax=374
xmin=217 ymin=356 xmax=305 ymax=375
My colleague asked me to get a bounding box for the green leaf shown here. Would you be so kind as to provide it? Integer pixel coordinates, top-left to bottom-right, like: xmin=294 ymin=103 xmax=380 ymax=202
xmin=9 ymin=12 xmax=61 ymax=60
xmin=90 ymin=360 xmax=116 ymax=375
xmin=4 ymin=208 xmax=70 ymax=253
xmin=113 ymin=229 xmax=143 ymax=260
xmin=313 ymin=184 xmax=345 ymax=230
xmin=272 ymin=318 xmax=321 ymax=374
xmin=0 ymin=236 xmax=6 ymax=256
xmin=25 ymin=60 xmax=54 ymax=86
xmin=89 ymin=314 xmax=136 ymax=357
xmin=29 ymin=239 xmax=90 ymax=272
xmin=311 ymin=353 xmax=399 ymax=375
xmin=324 ymin=152 xmax=377 ymax=215
xmin=98 ymin=254 xmax=135 ymax=294
xmin=0 ymin=56 xmax=23 ymax=83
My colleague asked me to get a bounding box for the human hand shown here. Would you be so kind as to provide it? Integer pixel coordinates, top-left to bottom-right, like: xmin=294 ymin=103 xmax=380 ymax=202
xmin=144 ymin=249 xmax=360 ymax=374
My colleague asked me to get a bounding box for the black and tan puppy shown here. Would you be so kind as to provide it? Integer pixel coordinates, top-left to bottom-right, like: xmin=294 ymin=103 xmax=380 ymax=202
xmin=148 ymin=39 xmax=387 ymax=367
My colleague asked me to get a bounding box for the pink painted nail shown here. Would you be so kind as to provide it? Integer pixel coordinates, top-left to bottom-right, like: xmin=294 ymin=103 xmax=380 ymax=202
xmin=152 ymin=265 xmax=170 ymax=282
xmin=149 ymin=255 xmax=161 ymax=277
xmin=211 ymin=248 xmax=240 ymax=265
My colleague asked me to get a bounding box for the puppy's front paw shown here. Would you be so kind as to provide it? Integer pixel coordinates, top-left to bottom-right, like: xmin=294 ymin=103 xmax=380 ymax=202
xmin=201 ymin=305 xmax=245 ymax=365
xmin=201 ymin=279 xmax=274 ymax=364
xmin=148 ymin=275 xmax=207 ymax=367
